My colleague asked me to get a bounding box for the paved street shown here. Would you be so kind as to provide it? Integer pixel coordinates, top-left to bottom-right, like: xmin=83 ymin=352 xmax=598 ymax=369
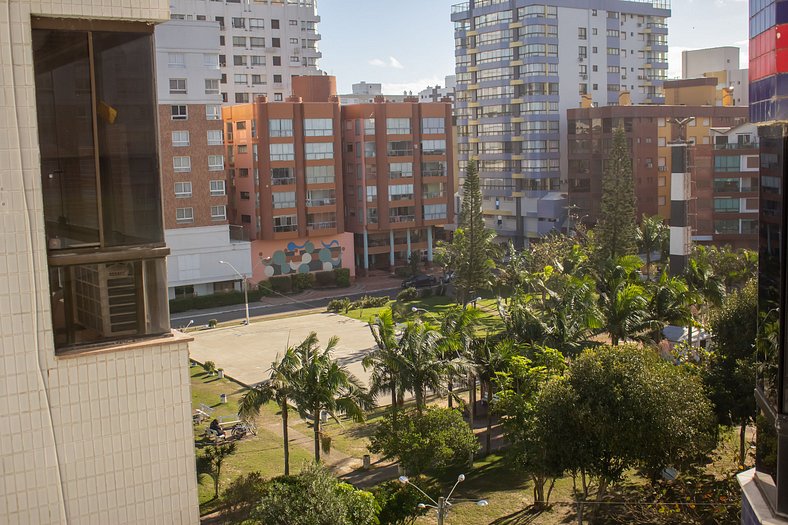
xmin=187 ymin=312 xmax=377 ymax=387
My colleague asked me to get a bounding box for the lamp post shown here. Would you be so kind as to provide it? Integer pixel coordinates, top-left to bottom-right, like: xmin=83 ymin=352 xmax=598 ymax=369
xmin=399 ymin=474 xmax=488 ymax=525
xmin=411 ymin=306 xmax=439 ymax=325
xmin=219 ymin=260 xmax=249 ymax=326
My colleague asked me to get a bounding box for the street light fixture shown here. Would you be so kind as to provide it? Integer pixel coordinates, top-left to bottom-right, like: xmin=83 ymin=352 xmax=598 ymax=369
xmin=398 ymin=474 xmax=488 ymax=525
xmin=219 ymin=260 xmax=249 ymax=326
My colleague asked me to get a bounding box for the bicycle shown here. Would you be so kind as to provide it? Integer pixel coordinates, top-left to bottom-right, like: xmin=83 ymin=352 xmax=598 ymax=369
xmin=230 ymin=420 xmax=257 ymax=440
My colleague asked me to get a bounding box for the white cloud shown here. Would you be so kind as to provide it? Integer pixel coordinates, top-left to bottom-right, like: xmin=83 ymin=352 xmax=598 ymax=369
xmin=368 ymin=56 xmax=405 ymax=69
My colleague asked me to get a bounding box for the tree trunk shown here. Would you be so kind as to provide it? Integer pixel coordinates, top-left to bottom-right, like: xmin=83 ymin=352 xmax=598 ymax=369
xmin=740 ymin=421 xmax=747 ymax=467
xmin=313 ymin=405 xmax=321 ymax=462
xmin=589 ymin=477 xmax=608 ymax=525
xmin=448 ymin=377 xmax=453 ymax=409
xmin=646 ymin=251 xmax=652 ymax=281
xmin=415 ymin=385 xmax=423 ymax=416
xmin=485 ymin=381 xmax=493 ymax=455
xmin=546 ymin=478 xmax=556 ymax=506
xmin=282 ymin=402 xmax=290 ymax=476
xmin=470 ymin=374 xmax=477 ymax=421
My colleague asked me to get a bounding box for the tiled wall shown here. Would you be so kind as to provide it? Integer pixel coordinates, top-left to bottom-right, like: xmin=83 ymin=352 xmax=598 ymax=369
xmin=0 ymin=1 xmax=199 ymax=523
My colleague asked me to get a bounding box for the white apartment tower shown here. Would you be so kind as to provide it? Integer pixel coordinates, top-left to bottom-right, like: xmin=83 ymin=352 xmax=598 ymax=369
xmin=451 ymin=0 xmax=671 ymax=246
xmin=170 ymin=0 xmax=323 ymax=103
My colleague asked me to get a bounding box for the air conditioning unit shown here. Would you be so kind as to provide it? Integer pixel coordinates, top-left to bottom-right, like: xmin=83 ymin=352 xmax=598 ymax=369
xmin=581 ymin=74 xmax=588 ymax=80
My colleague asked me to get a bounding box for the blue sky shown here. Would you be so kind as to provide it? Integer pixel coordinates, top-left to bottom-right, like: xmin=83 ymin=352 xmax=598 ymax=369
xmin=318 ymin=0 xmax=750 ymax=94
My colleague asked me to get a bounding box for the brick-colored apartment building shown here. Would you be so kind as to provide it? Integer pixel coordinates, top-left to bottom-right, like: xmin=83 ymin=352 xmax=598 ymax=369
xmin=223 ymin=76 xmax=455 ymax=280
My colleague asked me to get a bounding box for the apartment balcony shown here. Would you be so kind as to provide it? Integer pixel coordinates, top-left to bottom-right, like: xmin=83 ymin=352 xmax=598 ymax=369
xmin=389 ymin=215 xmax=416 ymax=224
xmin=305 ymin=198 xmax=336 ymax=207
xmin=451 ymin=2 xmax=470 ymax=20
xmin=714 ymin=142 xmax=759 ymax=150
xmin=272 ymin=176 xmax=296 ymax=186
xmin=307 ymin=221 xmax=337 ymax=232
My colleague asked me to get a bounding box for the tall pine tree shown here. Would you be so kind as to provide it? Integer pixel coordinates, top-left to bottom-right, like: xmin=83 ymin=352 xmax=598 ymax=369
xmin=447 ymin=159 xmax=496 ymax=303
xmin=595 ymin=126 xmax=637 ymax=261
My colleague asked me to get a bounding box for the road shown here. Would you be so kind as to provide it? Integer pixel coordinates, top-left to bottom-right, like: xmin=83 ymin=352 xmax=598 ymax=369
xmin=170 ymin=287 xmax=399 ymax=327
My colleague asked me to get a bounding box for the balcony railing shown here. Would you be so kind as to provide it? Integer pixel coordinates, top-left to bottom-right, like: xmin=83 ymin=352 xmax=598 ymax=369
xmin=229 ymin=225 xmax=248 ymax=242
xmin=308 ymin=221 xmax=337 ymax=230
xmin=306 ymin=198 xmax=336 ymax=207
xmin=274 ymin=224 xmax=298 ymax=232
xmin=389 ymin=215 xmax=416 ymax=223
xmin=272 ymin=177 xmax=296 ymax=186
xmin=452 ymin=2 xmax=469 ymax=14
xmin=424 ymin=213 xmax=448 ymax=220
xmin=714 ymin=142 xmax=758 ymax=150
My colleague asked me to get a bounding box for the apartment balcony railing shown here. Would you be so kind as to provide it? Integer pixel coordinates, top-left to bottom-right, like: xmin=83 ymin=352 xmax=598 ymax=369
xmin=272 ymin=177 xmax=296 ymax=186
xmin=452 ymin=2 xmax=470 ymax=14
xmin=308 ymin=221 xmax=337 ymax=230
xmin=390 ymin=215 xmax=416 ymax=223
xmin=423 ymin=192 xmax=446 ymax=199
xmin=714 ymin=142 xmax=759 ymax=150
xmin=306 ymin=198 xmax=336 ymax=207
xmin=229 ymin=225 xmax=248 ymax=242
xmin=274 ymin=224 xmax=298 ymax=233
xmin=424 ymin=213 xmax=447 ymax=220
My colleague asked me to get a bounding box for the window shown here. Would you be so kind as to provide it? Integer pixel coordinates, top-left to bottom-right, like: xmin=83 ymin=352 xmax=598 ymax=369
xmin=306 ymin=189 xmax=336 ymax=207
xmin=387 ymin=141 xmax=412 ymax=157
xmin=386 ymin=118 xmax=411 ymax=135
xmin=250 ymin=37 xmax=265 ymax=48
xmin=271 ymin=19 xmax=280 ymax=29
xmin=239 ymin=168 xmax=249 ymax=178
xmin=234 ymin=74 xmax=248 ymax=85
xmin=235 ymin=93 xmax=249 ymax=103
xmin=274 ymin=215 xmax=298 ymax=232
xmin=289 ymin=19 xmax=298 ymax=26
xmin=173 ymin=156 xmax=191 ymax=172
xmin=578 ymin=27 xmax=587 ymax=40
xmin=233 ymin=36 xmax=246 ymax=47
xmin=273 ymin=56 xmax=282 ymax=66
xmin=168 ymin=53 xmax=185 ymax=67
xmin=714 ymin=198 xmax=740 ymax=213
xmin=389 ymin=162 xmax=413 ymax=178
xmin=174 ymin=181 xmax=192 ymax=198
xmin=366 ymin=186 xmax=377 ymax=202
xmin=270 ymin=119 xmax=294 ymax=137
xmin=272 ymin=167 xmax=295 ymax=185
xmin=272 ymin=37 xmax=281 ymax=48
xmin=210 ymin=180 xmax=226 ymax=196
xmin=176 ymin=207 xmax=194 ymax=223
xmin=232 ymin=17 xmax=245 ymax=29
xmin=238 ymin=145 xmax=248 ymax=154
xmin=270 ymin=143 xmax=295 ymax=161
xmin=172 ymin=130 xmax=189 ymax=147
xmin=304 ymin=118 xmax=333 ymax=136
xmin=305 ymin=142 xmax=334 ymax=160
xmin=206 ymin=104 xmax=221 ymax=120
xmin=714 ymin=219 xmax=739 ymax=234
xmin=203 ymin=54 xmax=218 ymax=68
xmin=422 ymin=140 xmax=446 ymax=156
xmin=205 ymin=79 xmax=219 ymax=94
xmin=306 ymin=165 xmax=335 ymax=184
xmin=273 ymin=192 xmax=296 ymax=209
xmin=211 ymin=205 xmax=226 ymax=221
xmin=290 ymin=37 xmax=299 ymax=44
xmin=388 ymin=184 xmax=414 ymax=201
xmin=290 ymin=56 xmax=300 ymax=64
xmin=422 ymin=117 xmax=445 ymax=134
xmin=252 ymin=74 xmax=263 ymax=85
xmin=233 ymin=55 xmax=247 ymax=66
xmin=207 ymin=129 xmax=223 ymax=145
xmin=240 ymin=191 xmax=250 ymax=200
xmin=241 ymin=214 xmax=251 ymax=224
xmin=251 ymin=56 xmax=265 ymax=67
xmin=422 ymin=161 xmax=447 ymax=177
xmin=171 ymin=105 xmax=187 ymax=120
xmin=169 ymin=78 xmax=187 ymax=94
xmin=273 ymin=74 xmax=283 ymax=83
xmin=423 ymin=203 xmax=447 ymax=220
xmin=250 ymin=18 xmax=264 ymax=29
xmin=714 ymin=155 xmax=741 ymax=172
xmin=208 ymin=155 xmax=224 ymax=171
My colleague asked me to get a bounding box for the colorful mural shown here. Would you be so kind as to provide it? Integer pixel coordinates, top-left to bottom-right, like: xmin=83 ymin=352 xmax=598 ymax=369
xmin=261 ymin=239 xmax=343 ymax=277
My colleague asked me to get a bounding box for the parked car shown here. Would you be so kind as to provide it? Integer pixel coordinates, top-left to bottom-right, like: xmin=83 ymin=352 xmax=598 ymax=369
xmin=401 ymin=274 xmax=438 ymax=289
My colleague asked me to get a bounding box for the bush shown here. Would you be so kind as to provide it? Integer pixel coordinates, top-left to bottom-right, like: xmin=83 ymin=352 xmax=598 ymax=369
xmin=207 ymin=319 xmax=218 ymax=328
xmin=335 ymin=268 xmax=351 ymax=287
xmin=222 ymin=472 xmax=267 ymax=522
xmin=327 ymin=298 xmax=351 ymax=313
xmin=369 ymin=408 xmax=479 ymax=476
xmin=315 ymin=270 xmax=337 ymax=287
xmin=257 ymin=281 xmax=274 ymax=296
xmin=269 ymin=275 xmax=293 ymax=294
xmin=292 ymin=272 xmax=316 ymax=293
xmin=421 ymin=287 xmax=433 ymax=298
xmin=394 ymin=266 xmax=412 ymax=278
xmin=169 ymin=289 xmax=266 ymax=314
xmin=203 ymin=361 xmax=217 ymax=375
xmin=372 ymin=480 xmax=429 ymax=525
xmin=350 ymin=295 xmax=389 ymax=310
xmin=397 ymin=287 xmax=419 ymax=302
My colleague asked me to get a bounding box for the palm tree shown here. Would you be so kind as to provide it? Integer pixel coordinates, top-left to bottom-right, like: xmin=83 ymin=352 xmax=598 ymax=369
xmin=364 ymin=309 xmax=404 ymax=428
xmin=637 ymin=214 xmax=668 ymax=280
xmin=438 ymin=306 xmax=480 ymax=408
xmin=646 ymin=271 xmax=695 ymax=343
xmin=397 ymin=321 xmax=445 ymax=415
xmin=685 ymin=257 xmax=725 ymax=346
xmin=238 ymin=347 xmax=301 ymax=475
xmin=470 ymin=335 xmax=515 ymax=455
xmin=290 ymin=332 xmax=374 ymax=462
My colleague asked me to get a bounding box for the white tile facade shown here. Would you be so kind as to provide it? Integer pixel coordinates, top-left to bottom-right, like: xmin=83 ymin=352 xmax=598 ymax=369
xmin=0 ymin=1 xmax=199 ymax=523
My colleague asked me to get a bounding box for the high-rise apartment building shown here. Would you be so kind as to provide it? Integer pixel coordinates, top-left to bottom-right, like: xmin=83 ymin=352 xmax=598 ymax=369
xmin=2 ymin=1 xmax=199 ymax=522
xmin=681 ymin=46 xmax=749 ymax=106
xmin=222 ymin=76 xmax=455 ymax=279
xmin=451 ymin=0 xmax=670 ymax=246
xmin=156 ymin=20 xmax=252 ymax=300
xmin=169 ymin=0 xmax=323 ymax=104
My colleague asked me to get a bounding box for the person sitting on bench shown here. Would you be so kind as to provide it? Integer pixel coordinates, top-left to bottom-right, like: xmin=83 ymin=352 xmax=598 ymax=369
xmin=209 ymin=419 xmax=226 ymax=438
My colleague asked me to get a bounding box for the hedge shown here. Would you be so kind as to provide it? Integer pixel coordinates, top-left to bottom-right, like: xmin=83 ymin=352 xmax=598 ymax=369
xmin=169 ymin=289 xmax=265 ymax=314
xmin=335 ymin=268 xmax=351 ymax=287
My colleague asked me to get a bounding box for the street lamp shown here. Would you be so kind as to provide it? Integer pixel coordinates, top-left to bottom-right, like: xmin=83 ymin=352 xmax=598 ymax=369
xmin=219 ymin=260 xmax=249 ymax=326
xmin=412 ymin=306 xmax=440 ymax=324
xmin=399 ymin=474 xmax=488 ymax=525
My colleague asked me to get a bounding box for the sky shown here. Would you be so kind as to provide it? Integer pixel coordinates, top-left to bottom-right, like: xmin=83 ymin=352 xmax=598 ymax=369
xmin=317 ymin=0 xmax=750 ymax=95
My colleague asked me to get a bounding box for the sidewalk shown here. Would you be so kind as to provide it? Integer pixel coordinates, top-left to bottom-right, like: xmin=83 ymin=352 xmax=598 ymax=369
xmin=255 ymin=272 xmax=403 ymax=308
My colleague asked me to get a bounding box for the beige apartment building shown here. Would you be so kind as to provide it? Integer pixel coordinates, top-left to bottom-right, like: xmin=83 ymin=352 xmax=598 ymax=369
xmin=1 ymin=1 xmax=199 ymax=523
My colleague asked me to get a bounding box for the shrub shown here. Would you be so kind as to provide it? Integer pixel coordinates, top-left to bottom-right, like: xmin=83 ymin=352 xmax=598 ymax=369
xmin=203 ymin=361 xmax=217 ymax=374
xmin=397 ymin=287 xmax=419 ymax=302
xmin=394 ymin=266 xmax=412 ymax=278
xmin=292 ymin=272 xmax=316 ymax=293
xmin=269 ymin=275 xmax=293 ymax=294
xmin=335 ymin=268 xmax=351 ymax=287
xmin=315 ymin=270 xmax=337 ymax=287
xmin=372 ymin=480 xmax=429 ymax=525
xmin=207 ymin=319 xmax=218 ymax=328
xmin=327 ymin=298 xmax=351 ymax=313
xmin=257 ymin=281 xmax=274 ymax=296
xmin=222 ymin=472 xmax=267 ymax=522
xmin=350 ymin=295 xmax=390 ymax=310
xmin=420 ymin=287 xmax=433 ymax=298
xmin=169 ymin=289 xmax=266 ymax=313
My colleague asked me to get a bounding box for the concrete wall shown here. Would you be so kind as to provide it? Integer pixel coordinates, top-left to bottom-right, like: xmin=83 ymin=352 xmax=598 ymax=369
xmin=250 ymin=231 xmax=355 ymax=283
xmin=0 ymin=1 xmax=199 ymax=522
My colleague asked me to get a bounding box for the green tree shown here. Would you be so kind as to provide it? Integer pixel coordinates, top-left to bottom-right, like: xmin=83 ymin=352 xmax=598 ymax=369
xmin=221 ymin=471 xmax=268 ymax=522
xmin=397 ymin=321 xmax=445 ymax=415
xmin=250 ymin=462 xmax=380 ymax=525
xmin=365 ymin=309 xmax=405 ymax=430
xmin=196 ymin=442 xmax=238 ymax=500
xmin=646 ymin=271 xmax=695 ymax=343
xmin=372 ymin=480 xmax=428 ymax=525
xmin=437 ymin=306 xmax=480 ymax=408
xmin=595 ymin=127 xmax=638 ymax=261
xmin=637 ymin=214 xmax=668 ymax=279
xmin=440 ymin=159 xmax=497 ymax=303
xmin=706 ymin=280 xmax=758 ymax=465
xmin=597 ymin=259 xmax=655 ymax=345
xmin=239 ymin=347 xmax=301 ymax=475
xmin=290 ymin=332 xmax=374 ymax=462
xmin=369 ymin=408 xmax=479 ymax=476
xmin=537 ymin=345 xmax=716 ymax=518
